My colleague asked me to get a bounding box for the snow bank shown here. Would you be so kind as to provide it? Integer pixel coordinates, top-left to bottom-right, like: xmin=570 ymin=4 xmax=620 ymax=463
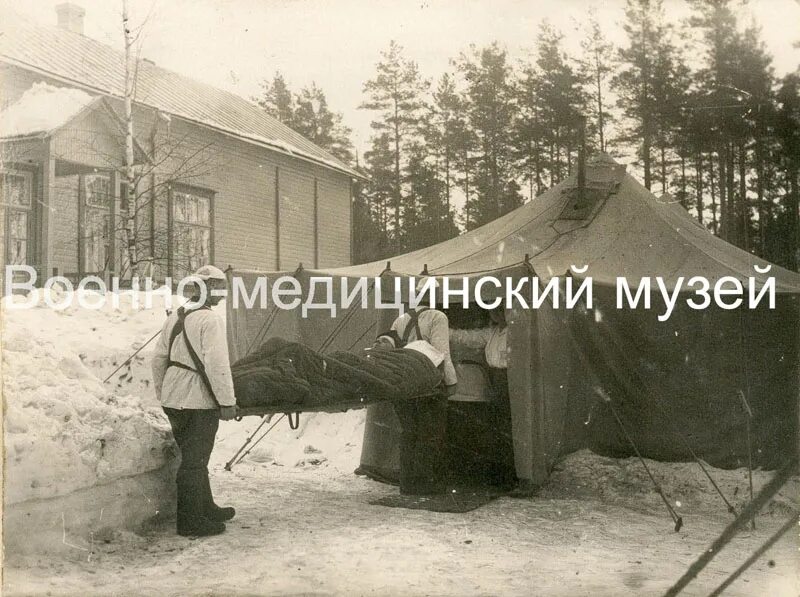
xmin=541 ymin=449 xmax=799 ymax=519
xmin=2 ymin=284 xmax=366 ymax=507
xmin=2 ymin=287 xmax=184 ymax=505
xmin=0 ymin=82 xmax=95 ymax=138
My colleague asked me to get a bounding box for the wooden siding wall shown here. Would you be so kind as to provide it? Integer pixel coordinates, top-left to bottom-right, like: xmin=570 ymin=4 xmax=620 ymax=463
xmin=0 ymin=64 xmax=353 ymax=277
xmin=51 ymin=174 xmax=79 ymax=274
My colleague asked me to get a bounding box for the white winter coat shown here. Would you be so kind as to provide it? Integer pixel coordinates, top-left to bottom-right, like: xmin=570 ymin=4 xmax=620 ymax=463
xmin=151 ymin=308 xmax=236 ymax=409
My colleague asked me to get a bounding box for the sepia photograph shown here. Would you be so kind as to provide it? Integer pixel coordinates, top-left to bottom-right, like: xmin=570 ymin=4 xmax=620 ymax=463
xmin=1 ymin=0 xmax=799 ymax=595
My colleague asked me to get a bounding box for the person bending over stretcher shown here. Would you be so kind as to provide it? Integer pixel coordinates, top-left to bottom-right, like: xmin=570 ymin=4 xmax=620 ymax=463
xmin=388 ymin=277 xmax=458 ymax=496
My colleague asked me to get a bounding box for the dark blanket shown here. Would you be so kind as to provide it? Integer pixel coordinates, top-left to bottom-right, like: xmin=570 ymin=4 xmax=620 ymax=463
xmin=231 ymin=337 xmax=444 ymax=411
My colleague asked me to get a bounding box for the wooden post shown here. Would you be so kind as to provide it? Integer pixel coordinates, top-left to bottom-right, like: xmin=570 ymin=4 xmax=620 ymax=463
xmin=77 ymin=174 xmax=85 ymax=275
xmin=166 ymin=184 xmax=173 ymax=280
xmin=313 ymin=178 xmax=319 ymax=269
xmin=349 ymin=178 xmax=354 ymax=266
xmin=39 ymin=140 xmax=56 ymax=282
xmin=110 ymin=169 xmax=120 ymax=280
xmin=274 ymin=166 xmax=281 ymax=270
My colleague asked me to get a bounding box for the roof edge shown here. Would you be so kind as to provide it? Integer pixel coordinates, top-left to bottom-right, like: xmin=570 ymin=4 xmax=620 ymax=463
xmin=0 ymin=55 xmax=365 ymax=180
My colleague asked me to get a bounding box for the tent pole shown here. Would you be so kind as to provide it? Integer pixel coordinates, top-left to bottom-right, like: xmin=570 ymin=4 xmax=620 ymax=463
xmin=707 ymin=512 xmax=799 ymax=597
xmin=737 ymin=390 xmax=755 ymax=530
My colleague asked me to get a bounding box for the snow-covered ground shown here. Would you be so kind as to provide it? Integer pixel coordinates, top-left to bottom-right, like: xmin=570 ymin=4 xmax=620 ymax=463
xmin=3 ymin=288 xmax=798 ymax=596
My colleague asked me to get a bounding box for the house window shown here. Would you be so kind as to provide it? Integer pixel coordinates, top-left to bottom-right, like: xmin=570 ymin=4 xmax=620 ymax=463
xmin=83 ymin=173 xmax=112 ymax=273
xmin=172 ymin=187 xmax=212 ymax=277
xmin=1 ymin=170 xmax=33 ymax=266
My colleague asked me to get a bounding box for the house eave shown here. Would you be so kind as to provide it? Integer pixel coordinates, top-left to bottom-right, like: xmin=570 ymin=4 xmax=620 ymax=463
xmin=0 ymin=55 xmax=366 ymax=180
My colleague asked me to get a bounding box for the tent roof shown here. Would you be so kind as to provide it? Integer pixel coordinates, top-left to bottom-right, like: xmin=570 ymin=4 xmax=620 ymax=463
xmin=316 ymin=155 xmax=800 ymax=293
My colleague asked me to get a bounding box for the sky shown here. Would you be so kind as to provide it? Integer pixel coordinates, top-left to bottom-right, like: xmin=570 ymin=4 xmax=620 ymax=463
xmin=7 ymin=0 xmax=800 ymax=156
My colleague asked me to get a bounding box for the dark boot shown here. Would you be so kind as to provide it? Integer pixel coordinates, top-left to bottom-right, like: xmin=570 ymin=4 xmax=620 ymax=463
xmin=202 ymin=475 xmax=235 ymax=522
xmin=176 ymin=473 xmax=225 ymax=537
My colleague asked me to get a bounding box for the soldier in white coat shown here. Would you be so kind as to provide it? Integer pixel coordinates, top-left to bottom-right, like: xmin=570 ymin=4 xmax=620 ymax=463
xmin=152 ymin=265 xmax=238 ymax=537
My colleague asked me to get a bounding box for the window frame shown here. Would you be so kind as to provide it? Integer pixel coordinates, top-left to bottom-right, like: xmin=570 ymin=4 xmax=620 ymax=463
xmin=81 ymin=172 xmax=114 ymax=275
xmin=1 ymin=168 xmax=35 ymax=268
xmin=168 ymin=183 xmax=215 ymax=279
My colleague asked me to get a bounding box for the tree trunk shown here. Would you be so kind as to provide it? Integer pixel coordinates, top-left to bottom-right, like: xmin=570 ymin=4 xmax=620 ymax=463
xmin=596 ymin=52 xmax=605 ymax=152
xmin=554 ymin=128 xmax=561 ymax=184
xmin=122 ymin=0 xmax=137 ymax=279
xmin=696 ymin=150 xmax=704 ymax=225
xmin=726 ymin=142 xmax=735 ymax=244
xmin=463 ymin=149 xmax=471 ymax=230
xmin=643 ymin=122 xmax=652 ymax=191
xmin=791 ymin=167 xmax=800 ymax=271
xmin=711 ymin=152 xmax=719 ymax=236
xmin=393 ymin=99 xmax=402 ymax=241
xmin=738 ymin=141 xmax=748 ymax=252
xmin=534 ymin=138 xmax=542 ymax=194
xmin=444 ymin=149 xmax=451 ymax=216
xmin=718 ymin=147 xmax=728 ymax=240
xmin=756 ymin=118 xmax=765 ymax=255
xmin=680 ymin=153 xmax=687 ymax=210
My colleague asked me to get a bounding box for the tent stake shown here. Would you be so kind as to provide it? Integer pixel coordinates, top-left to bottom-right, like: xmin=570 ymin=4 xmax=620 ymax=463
xmin=573 ymin=308 xmax=737 ymax=517
xmin=596 ymin=388 xmax=683 ymax=532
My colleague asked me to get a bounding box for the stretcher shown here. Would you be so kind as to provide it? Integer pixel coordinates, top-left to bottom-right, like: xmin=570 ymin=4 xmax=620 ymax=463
xmin=226 ymin=388 xmax=445 ymax=470
xmin=232 ymin=360 xmax=494 ymax=420
xmin=233 ymin=389 xmax=444 ymax=421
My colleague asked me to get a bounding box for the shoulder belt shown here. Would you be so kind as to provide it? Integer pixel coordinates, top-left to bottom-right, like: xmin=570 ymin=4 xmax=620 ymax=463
xmin=167 ymin=306 xmax=221 ymax=408
xmin=401 ymin=307 xmax=430 ymax=345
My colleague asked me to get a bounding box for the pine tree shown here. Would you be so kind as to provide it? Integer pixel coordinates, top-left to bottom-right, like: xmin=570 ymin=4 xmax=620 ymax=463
xmin=578 ymin=9 xmax=615 ymax=153
xmin=360 ymin=41 xmax=430 ymax=237
xmin=351 ymin=172 xmax=389 ymax=264
xmin=528 ymin=22 xmax=590 ymax=188
xmin=403 ymin=143 xmax=460 ymax=251
xmin=293 ymin=83 xmax=355 ymax=163
xmin=362 ymin=132 xmax=396 ymax=249
xmin=457 ymin=43 xmax=522 ymax=228
xmin=687 ymin=0 xmax=747 ymax=242
xmin=687 ymin=0 xmax=779 ymax=250
xmin=515 ymin=62 xmax=544 ymax=199
xmin=255 ymin=72 xmax=295 ymax=125
xmin=774 ymin=74 xmax=800 ymax=269
xmin=614 ymin=0 xmax=671 ymax=190
xmin=650 ymin=28 xmax=690 ymax=198
xmin=428 ymin=73 xmax=471 ymax=219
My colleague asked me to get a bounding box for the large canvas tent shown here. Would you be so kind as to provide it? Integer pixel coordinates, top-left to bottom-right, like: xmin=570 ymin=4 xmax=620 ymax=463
xmin=227 ymin=155 xmax=800 ymax=489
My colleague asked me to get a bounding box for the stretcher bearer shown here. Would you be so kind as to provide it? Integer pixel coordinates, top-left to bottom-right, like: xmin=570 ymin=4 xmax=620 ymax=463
xmin=484 ymin=307 xmax=517 ymax=486
xmin=390 ymin=276 xmax=458 ymax=495
xmin=152 ymin=265 xmax=238 ymax=537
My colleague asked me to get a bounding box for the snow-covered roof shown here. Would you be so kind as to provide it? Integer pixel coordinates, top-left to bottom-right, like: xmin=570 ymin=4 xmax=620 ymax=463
xmin=0 ymin=82 xmax=96 ymax=138
xmin=0 ymin=11 xmax=361 ymax=179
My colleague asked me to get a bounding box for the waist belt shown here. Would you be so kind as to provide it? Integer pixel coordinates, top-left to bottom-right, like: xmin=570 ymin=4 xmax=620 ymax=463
xmin=167 ymin=360 xmax=197 ymax=373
